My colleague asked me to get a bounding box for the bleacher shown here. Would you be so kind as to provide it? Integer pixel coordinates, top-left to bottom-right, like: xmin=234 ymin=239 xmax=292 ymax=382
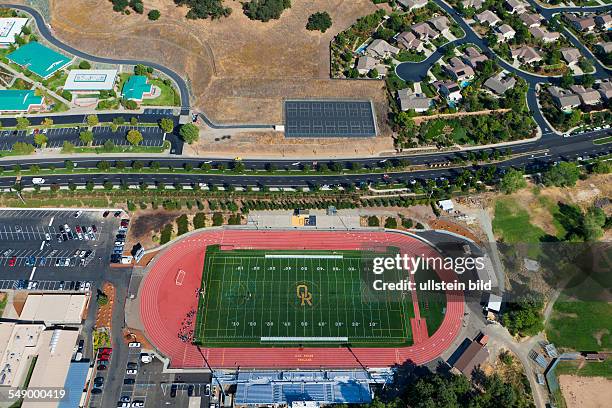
xmin=232 ymin=370 xmax=374 ymax=406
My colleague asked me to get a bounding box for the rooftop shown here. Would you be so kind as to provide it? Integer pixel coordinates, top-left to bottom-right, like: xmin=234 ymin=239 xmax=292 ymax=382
xmin=64 ymin=69 xmax=119 ymax=91
xmin=0 ymin=89 xmax=43 ymax=112
xmin=122 ymin=75 xmax=153 ymax=101
xmin=0 ymin=17 xmax=28 ymax=44
xmin=7 ymin=41 xmax=72 ymax=78
xmin=19 ymin=294 xmax=87 ymax=325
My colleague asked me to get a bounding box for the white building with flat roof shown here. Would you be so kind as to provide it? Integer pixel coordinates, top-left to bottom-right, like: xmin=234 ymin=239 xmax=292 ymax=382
xmin=63 ymin=69 xmax=118 ymax=93
xmin=19 ymin=294 xmax=87 ymax=325
xmin=0 ymin=18 xmax=28 ymax=46
xmin=0 ymin=323 xmax=46 ymax=387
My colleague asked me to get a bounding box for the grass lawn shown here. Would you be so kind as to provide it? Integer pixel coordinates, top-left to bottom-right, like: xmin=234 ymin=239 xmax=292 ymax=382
xmin=546 ymin=298 xmax=612 ymax=351
xmin=44 ymin=72 xmax=68 ymax=91
xmin=451 ymin=124 xmax=468 ymax=144
xmin=142 ymin=78 xmax=179 ymax=106
xmin=194 ymin=245 xmax=415 ymax=347
xmin=555 ymin=359 xmax=612 ymax=379
xmin=593 ymin=135 xmax=612 ymax=145
xmin=413 ymin=265 xmax=446 ymax=337
xmin=492 ymin=198 xmax=547 ymax=243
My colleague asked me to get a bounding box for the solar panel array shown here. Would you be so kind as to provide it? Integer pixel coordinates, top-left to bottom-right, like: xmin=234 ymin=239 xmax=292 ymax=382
xmin=284 ymin=100 xmax=376 ymax=138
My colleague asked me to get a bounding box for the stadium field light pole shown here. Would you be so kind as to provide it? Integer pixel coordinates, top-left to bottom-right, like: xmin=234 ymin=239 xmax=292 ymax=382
xmin=343 ymin=343 xmax=373 ymax=380
xmin=195 ymin=345 xmax=227 ymax=400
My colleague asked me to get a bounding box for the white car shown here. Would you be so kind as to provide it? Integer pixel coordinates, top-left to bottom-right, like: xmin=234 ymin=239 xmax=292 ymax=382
xmin=45 ymin=233 xmax=51 ymax=241
xmin=128 ymin=342 xmax=141 ymax=348
xmin=126 ymin=369 xmax=138 ymax=375
xmin=84 ymin=282 xmax=91 ymax=292
xmin=32 ymin=177 xmax=45 ymax=185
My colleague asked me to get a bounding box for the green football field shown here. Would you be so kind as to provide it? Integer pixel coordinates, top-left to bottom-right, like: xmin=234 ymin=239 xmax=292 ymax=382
xmin=193 ymin=245 xmax=415 ymax=347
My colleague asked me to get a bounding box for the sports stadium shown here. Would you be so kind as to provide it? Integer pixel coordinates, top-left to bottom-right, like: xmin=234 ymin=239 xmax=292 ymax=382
xmin=138 ymin=229 xmax=465 ymax=370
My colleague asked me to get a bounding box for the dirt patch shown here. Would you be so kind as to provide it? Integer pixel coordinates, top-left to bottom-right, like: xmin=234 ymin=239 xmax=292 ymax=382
xmin=185 ymin=129 xmax=394 ymax=158
xmin=95 ymin=282 xmax=115 ymax=330
xmin=127 ymin=209 xmax=184 ymax=249
xmin=47 ymin=0 xmax=388 ymax=128
xmin=429 ymin=219 xmax=482 ymax=245
xmin=122 ymin=327 xmax=153 ymax=349
xmin=12 ymin=292 xmax=27 ymax=316
xmin=559 ymin=375 xmax=612 ymax=408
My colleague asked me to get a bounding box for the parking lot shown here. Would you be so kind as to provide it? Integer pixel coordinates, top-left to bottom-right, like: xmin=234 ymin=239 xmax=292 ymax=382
xmin=0 ymin=126 xmax=165 ymax=150
xmin=0 ymin=209 xmax=123 ymax=283
xmin=89 ymin=343 xmax=213 ymax=408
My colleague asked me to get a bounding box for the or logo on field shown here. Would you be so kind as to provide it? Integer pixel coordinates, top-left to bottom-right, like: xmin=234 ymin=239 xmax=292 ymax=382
xmin=296 ymin=284 xmax=313 ymax=307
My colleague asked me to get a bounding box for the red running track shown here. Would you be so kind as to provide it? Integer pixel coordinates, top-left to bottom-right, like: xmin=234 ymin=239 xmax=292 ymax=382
xmin=139 ymin=230 xmax=464 ymax=369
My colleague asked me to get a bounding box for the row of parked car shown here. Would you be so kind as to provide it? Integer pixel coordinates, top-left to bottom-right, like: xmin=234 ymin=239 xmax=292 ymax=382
xmin=57 ymin=223 xmax=98 ymax=242
xmin=110 ymin=218 xmax=130 ymax=263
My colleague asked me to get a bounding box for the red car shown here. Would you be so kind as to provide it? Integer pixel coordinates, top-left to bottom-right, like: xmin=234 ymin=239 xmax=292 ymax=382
xmin=8 ymin=256 xmax=16 ymax=267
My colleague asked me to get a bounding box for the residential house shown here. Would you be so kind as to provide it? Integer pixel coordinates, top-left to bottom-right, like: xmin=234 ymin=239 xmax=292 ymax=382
xmin=496 ymin=24 xmax=516 ymax=42
xmin=462 ymin=46 xmax=488 ymax=68
xmin=397 ymin=31 xmax=424 ymax=52
xmin=445 ymin=57 xmax=475 ymax=82
xmin=397 ymin=0 xmax=428 ymax=11
xmin=356 ymin=56 xmax=377 ymax=75
xmin=412 ymin=22 xmax=440 ymax=40
xmin=597 ymin=79 xmax=612 ymax=101
xmin=434 ymin=80 xmax=463 ymax=102
xmin=429 ymin=16 xmax=451 ymax=35
xmin=366 ymin=39 xmax=400 ymax=59
xmin=529 ymin=26 xmax=561 ymax=43
xmin=483 ymin=73 xmax=517 ymax=95
xmin=564 ymin=14 xmax=596 ymax=32
xmin=570 ymin=85 xmax=602 ymax=105
xmin=475 ymin=10 xmax=501 ymax=27
xmin=519 ymin=12 xmax=542 ymax=28
xmin=512 ymin=46 xmax=542 ymax=64
xmin=548 ymin=86 xmax=581 ymax=111
xmin=505 ymin=0 xmax=527 ymax=14
xmin=397 ymin=88 xmax=433 ymax=112
xmin=597 ymin=41 xmax=612 ymax=53
xmin=559 ymin=47 xmax=581 ymax=66
xmin=595 ymin=14 xmax=612 ymax=30
xmin=462 ymin=0 xmax=484 ymax=9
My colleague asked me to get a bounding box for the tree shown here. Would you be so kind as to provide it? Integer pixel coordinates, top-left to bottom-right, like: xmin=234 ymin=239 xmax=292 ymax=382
xmin=193 ymin=213 xmax=206 ymax=229
xmin=79 ymin=60 xmax=91 ymax=69
xmin=16 ymin=117 xmax=30 ymax=130
xmin=124 ymin=100 xmax=138 ymax=110
xmin=243 ymin=0 xmax=291 ymax=22
xmin=12 ymin=142 xmax=35 ymax=155
xmin=175 ymin=0 xmax=232 ymax=20
xmin=543 ymin=161 xmax=580 ymax=187
xmin=33 ymin=133 xmax=47 ymax=147
xmin=159 ymin=117 xmax=174 ymax=134
xmin=134 ymin=64 xmax=152 ymax=76
xmin=592 ymin=160 xmax=611 ymax=174
xmin=368 ymin=68 xmax=379 ymax=78
xmin=560 ymin=71 xmax=574 ymax=88
xmin=306 ymin=11 xmax=332 ymax=32
xmin=126 ymin=129 xmax=143 ymax=145
xmin=179 ymin=123 xmax=200 ymax=144
xmin=103 ymin=139 xmax=115 ymax=152
xmin=79 ymin=130 xmax=94 ymax=146
xmin=86 ymin=114 xmax=99 ymax=127
xmin=212 ymin=212 xmax=224 ymax=226
xmin=384 ymin=217 xmax=397 ymax=229
xmin=64 ymin=160 xmax=75 ymax=171
xmin=148 ymin=9 xmax=161 ymax=20
xmin=97 ymin=161 xmax=111 ymax=171
xmin=62 ymin=141 xmax=75 ymax=153
xmin=499 ymin=168 xmax=527 ymax=194
xmin=41 ymin=117 xmax=53 ymax=127
xmin=367 ymin=216 xmax=380 ymax=227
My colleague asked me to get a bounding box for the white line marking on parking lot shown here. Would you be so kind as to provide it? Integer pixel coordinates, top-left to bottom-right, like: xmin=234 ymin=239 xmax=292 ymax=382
xmin=39 ymin=241 xmax=45 ymax=250
xmin=49 ymin=216 xmax=54 ymax=227
xmin=29 ymin=267 xmax=36 ymax=280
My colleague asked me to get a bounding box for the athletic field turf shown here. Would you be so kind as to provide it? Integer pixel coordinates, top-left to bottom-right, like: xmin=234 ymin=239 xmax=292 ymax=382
xmin=194 ymin=245 xmax=415 ymax=347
